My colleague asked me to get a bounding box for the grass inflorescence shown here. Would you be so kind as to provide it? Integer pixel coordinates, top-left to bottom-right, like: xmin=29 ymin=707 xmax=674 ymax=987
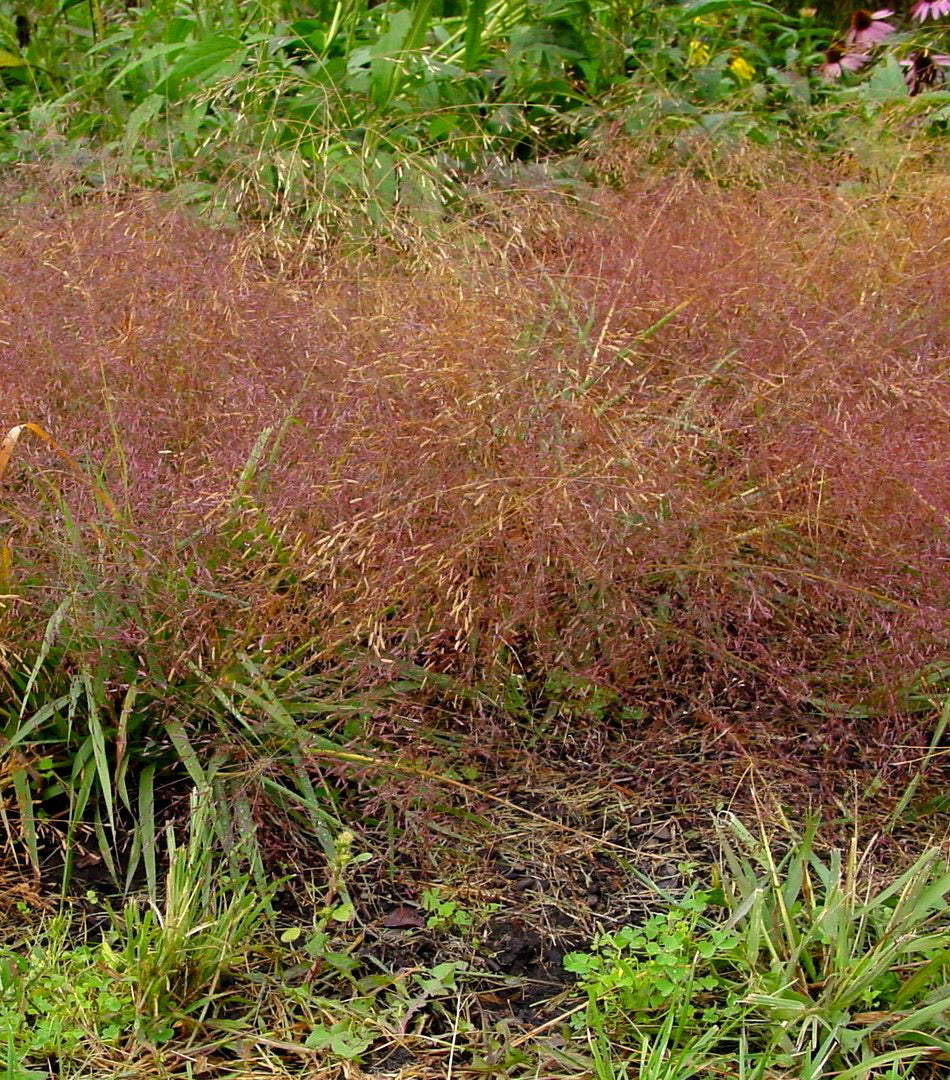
xmin=2 ymin=166 xmax=948 ymax=711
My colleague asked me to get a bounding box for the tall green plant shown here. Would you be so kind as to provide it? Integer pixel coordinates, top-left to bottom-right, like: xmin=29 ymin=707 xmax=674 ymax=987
xmin=100 ymin=787 xmax=277 ymax=1037
xmin=718 ymin=815 xmax=950 ymax=1074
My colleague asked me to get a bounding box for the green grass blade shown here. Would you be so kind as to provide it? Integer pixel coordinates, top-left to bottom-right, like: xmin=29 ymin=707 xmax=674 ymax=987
xmin=164 ymin=718 xmax=208 ymax=790
xmin=17 ymin=598 xmax=70 ymax=720
xmin=463 ymin=0 xmax=487 ymax=69
xmin=11 ymin=766 xmax=39 ymax=874
xmin=123 ymin=764 xmax=157 ymax=900
xmin=4 ymin=693 xmax=71 ymax=750
xmin=114 ymin=681 xmax=138 ymax=814
xmin=233 ymin=424 xmax=275 ymax=499
xmin=92 ymin=808 xmax=118 ymax=882
xmin=63 ymin=761 xmax=98 ymax=894
xmin=82 ymin=669 xmax=115 ymax=834
xmin=888 ymin=696 xmax=950 ymax=830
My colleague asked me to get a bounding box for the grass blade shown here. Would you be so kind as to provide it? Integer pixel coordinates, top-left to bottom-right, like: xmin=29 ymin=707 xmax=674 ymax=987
xmin=82 ymin=669 xmax=115 ymax=836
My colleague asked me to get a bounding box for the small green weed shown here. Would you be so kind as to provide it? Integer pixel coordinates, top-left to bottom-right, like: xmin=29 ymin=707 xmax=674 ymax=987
xmin=421 ymin=886 xmax=498 ymax=934
xmin=0 ymin=914 xmax=138 ymax=1077
xmin=564 ymin=888 xmax=748 ymax=1036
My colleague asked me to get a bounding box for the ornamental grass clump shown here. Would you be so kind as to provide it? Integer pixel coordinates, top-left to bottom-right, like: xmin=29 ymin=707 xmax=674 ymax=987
xmin=0 ymin=165 xmax=948 ymax=731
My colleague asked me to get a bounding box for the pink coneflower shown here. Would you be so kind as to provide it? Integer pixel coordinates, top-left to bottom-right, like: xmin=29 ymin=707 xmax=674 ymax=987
xmin=900 ymin=49 xmax=950 ymax=93
xmin=910 ymin=1 xmax=950 ymax=21
xmin=845 ymin=9 xmax=896 ymax=46
xmin=820 ymin=43 xmax=870 ymax=79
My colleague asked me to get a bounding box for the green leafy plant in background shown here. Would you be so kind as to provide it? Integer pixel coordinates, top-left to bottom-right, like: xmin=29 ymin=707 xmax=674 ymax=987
xmin=0 ymin=0 xmax=843 ymax=238
xmin=5 ymin=0 xmax=950 ymax=236
xmin=0 ymin=911 xmax=138 ymax=1078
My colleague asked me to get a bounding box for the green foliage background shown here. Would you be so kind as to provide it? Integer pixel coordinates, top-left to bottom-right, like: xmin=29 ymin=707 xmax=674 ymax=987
xmin=0 ymin=0 xmax=845 ymax=231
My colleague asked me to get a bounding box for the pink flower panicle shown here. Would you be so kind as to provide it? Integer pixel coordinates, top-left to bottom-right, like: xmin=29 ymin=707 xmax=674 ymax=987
xmin=821 ymin=43 xmax=870 ymax=79
xmin=845 ymin=8 xmax=896 ymax=46
xmin=900 ymin=49 xmax=950 ymax=94
xmin=910 ymin=1 xmax=950 ymax=21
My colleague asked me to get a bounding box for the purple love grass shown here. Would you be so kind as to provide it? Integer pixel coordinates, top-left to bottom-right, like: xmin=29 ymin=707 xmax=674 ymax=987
xmin=1 ymin=171 xmax=948 ymax=715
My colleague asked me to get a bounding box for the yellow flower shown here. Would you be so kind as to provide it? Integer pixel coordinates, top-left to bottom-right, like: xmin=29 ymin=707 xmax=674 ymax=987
xmin=688 ymin=39 xmax=712 ymax=67
xmin=729 ymin=54 xmax=755 ymax=82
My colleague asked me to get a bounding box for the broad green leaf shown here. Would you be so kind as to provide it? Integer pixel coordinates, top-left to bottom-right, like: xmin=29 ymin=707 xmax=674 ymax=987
xmin=331 ymin=1029 xmax=371 ymax=1058
xmin=122 ymin=93 xmax=165 ymax=158
xmin=156 ymin=34 xmax=247 ymax=98
xmin=106 ymin=42 xmax=188 ymax=91
xmin=331 ymin=900 xmax=356 ymax=922
xmin=370 ymin=9 xmax=413 ymax=107
xmin=683 ymin=0 xmax=780 ymax=14
xmin=288 ymin=18 xmax=325 ymax=55
xmin=369 ymin=0 xmax=433 ymax=107
xmin=164 ymin=15 xmax=198 ymax=44
xmin=860 ymin=54 xmax=909 ymax=104
xmin=428 ymin=113 xmax=459 ymax=138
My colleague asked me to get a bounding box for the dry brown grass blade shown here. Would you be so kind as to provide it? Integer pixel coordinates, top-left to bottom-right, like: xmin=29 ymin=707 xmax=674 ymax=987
xmin=302 ymin=744 xmax=664 ymax=858
xmin=0 ymin=424 xmax=27 ymax=484
xmin=0 ymin=421 xmax=120 ymax=520
xmin=0 ymin=540 xmax=13 ymax=599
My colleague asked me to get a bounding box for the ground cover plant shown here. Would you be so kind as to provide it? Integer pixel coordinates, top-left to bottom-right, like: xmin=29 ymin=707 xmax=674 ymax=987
xmin=567 ymin=815 xmax=950 ymax=1078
